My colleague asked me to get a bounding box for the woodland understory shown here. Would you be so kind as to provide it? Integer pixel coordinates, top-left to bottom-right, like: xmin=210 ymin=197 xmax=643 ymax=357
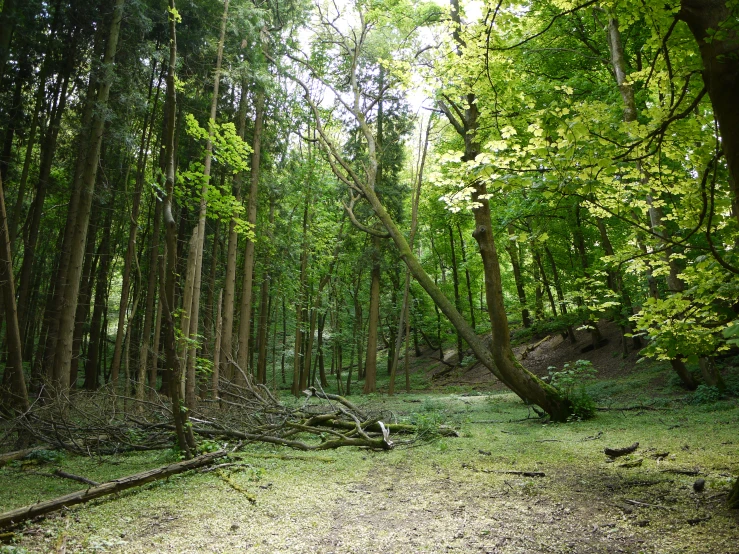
xmin=0 ymin=0 xmax=739 ymax=544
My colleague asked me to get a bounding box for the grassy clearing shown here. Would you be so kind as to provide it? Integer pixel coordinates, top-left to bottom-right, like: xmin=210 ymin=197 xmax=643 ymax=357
xmin=1 ymin=363 xmax=738 ymax=553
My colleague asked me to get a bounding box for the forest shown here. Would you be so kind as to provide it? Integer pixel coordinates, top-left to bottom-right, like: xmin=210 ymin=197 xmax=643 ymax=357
xmin=0 ymin=0 xmax=738 ymax=551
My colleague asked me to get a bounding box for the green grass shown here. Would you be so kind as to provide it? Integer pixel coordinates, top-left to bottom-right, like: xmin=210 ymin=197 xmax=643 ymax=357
xmin=2 ymin=362 xmax=738 ymax=553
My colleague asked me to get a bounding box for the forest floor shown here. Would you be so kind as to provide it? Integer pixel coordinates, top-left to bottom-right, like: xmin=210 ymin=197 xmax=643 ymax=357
xmin=2 ymin=325 xmax=739 ymax=553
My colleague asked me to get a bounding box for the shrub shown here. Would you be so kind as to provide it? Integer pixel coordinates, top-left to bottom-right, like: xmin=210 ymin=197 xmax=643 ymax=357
xmin=548 ymin=359 xmax=597 ymax=420
xmin=690 ymin=384 xmax=721 ymax=405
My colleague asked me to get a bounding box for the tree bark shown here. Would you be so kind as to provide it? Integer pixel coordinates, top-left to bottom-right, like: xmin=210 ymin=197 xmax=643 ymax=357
xmin=679 ymin=1 xmax=739 ymax=190
xmin=111 ymin=61 xmax=162 ymax=388
xmin=51 ymin=0 xmax=126 ymax=397
xmin=449 ymin=225 xmax=465 ymax=362
xmin=505 ymin=226 xmax=531 ymax=327
xmin=256 ymin=200 xmax=275 ymax=384
xmin=237 ymin=89 xmax=265 ymax=376
xmin=0 ymin=171 xmax=28 ymax=410
xmin=83 ymin=197 xmax=114 ymax=390
xmin=139 ymin=197 xmax=162 ymax=399
xmin=363 ymin=236 xmax=381 ymax=393
xmin=163 ymin=0 xmax=195 ymax=458
xmin=184 ymin=0 xmax=229 ymax=410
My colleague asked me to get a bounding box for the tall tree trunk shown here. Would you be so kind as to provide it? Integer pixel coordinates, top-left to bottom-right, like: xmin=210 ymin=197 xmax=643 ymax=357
xmin=84 ymin=197 xmax=113 ymax=390
xmin=363 ymin=236 xmax=381 ymax=394
xmin=428 ymin=0 xmax=570 ymax=418
xmin=544 ymin=246 xmax=576 ymax=343
xmin=679 ymin=1 xmax=739 ymax=190
xmin=0 ymin=171 xmax=28 ymax=410
xmin=69 ymin=207 xmax=101 ymax=388
xmin=203 ymin=217 xmax=221 ymax=357
xmin=184 ymin=0 xmax=229 ymax=410
xmin=162 ymin=0 xmax=195 ymax=457
xmin=139 ymin=197 xmax=162 ymax=400
xmin=505 ymin=226 xmax=531 ymax=328
xmin=16 ymin=57 xmax=74 ymax=344
xmin=220 ymin=82 xmax=248 ymax=382
xmin=237 ymin=89 xmax=265 ymax=376
xmin=449 ymin=225 xmax=465 ymax=363
xmin=212 ymin=289 xmax=222 ymax=398
xmin=255 ymin=200 xmax=275 ymax=384
xmin=111 ymin=61 xmax=162 ymax=388
xmin=457 ymin=223 xmax=476 ymax=331
xmin=607 ymin=15 xmax=696 ymax=388
xmin=51 ymin=0 xmax=126 ymax=398
xmin=292 ymin=175 xmax=310 ymax=396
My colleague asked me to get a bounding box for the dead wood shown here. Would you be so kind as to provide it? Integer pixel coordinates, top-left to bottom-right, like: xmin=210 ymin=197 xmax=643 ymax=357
xmin=461 ymin=463 xmax=545 ymax=477
xmin=0 ymin=446 xmax=50 ymax=466
xmin=431 ymin=364 xmax=457 ymax=379
xmin=604 ymin=442 xmax=639 ymax=458
xmin=660 ymin=467 xmax=701 ymax=476
xmin=0 ymin=450 xmax=226 ymax=529
xmin=520 ymin=335 xmax=550 ymax=360
xmin=52 ymin=470 xmax=99 ymax=487
xmin=624 ymin=499 xmax=670 ymax=511
xmin=500 ymin=470 xmax=546 ymax=477
xmin=8 ymin=377 xmax=455 ymax=458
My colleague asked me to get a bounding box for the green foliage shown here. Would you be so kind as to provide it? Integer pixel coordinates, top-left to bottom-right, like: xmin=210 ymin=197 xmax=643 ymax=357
xmin=548 ymin=360 xmax=597 ymax=420
xmin=25 ymin=449 xmax=64 ymax=464
xmin=690 ymin=384 xmax=721 ymax=405
xmin=195 ymin=357 xmax=213 ymax=378
xmin=197 ymin=439 xmax=222 ymax=454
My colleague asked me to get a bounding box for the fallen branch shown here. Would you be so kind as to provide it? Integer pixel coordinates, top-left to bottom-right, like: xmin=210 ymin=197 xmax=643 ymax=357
xmin=0 ymin=450 xmax=226 ymax=529
xmin=52 ymin=470 xmax=99 ymax=487
xmin=461 ymin=463 xmax=545 ymax=477
xmin=660 ymin=467 xmax=701 ymax=476
xmin=604 ymin=442 xmax=639 ymax=458
xmin=624 ymin=499 xmax=670 ymax=511
xmin=520 ymin=335 xmax=550 ymax=360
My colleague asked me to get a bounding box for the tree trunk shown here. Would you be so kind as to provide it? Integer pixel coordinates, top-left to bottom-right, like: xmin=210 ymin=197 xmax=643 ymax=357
xmin=69 ymin=206 xmax=101 ymax=388
xmin=16 ymin=58 xmax=73 ymax=344
xmin=220 ymin=80 xmax=248 ymax=381
xmin=139 ymin=197 xmax=162 ymax=400
xmin=363 ymin=236 xmax=381 ymax=394
xmin=505 ymin=226 xmax=531 ymax=328
xmin=255 ymin=200 xmax=275 ymax=384
xmin=184 ymin=0 xmax=229 ymax=411
xmin=237 ymin=89 xmax=265 ymax=375
xmin=532 ymin=248 xmax=557 ymax=318
xmin=162 ymin=0 xmax=195 ymax=458
xmin=0 ymin=171 xmax=28 ymax=410
xmin=292 ymin=175 xmax=310 ymax=396
xmin=83 ymin=198 xmax=114 ymax=390
xmin=544 ymin=245 xmax=576 ymax=343
xmin=110 ymin=61 xmax=162 ymax=388
xmin=51 ymin=0 xmax=126 ymax=398
xmin=449 ymin=225 xmax=465 ymax=362
xmin=679 ymin=1 xmax=739 ymax=190
xmin=212 ymin=289 xmax=223 ymax=398
xmin=457 ymin=223 xmax=476 ymax=330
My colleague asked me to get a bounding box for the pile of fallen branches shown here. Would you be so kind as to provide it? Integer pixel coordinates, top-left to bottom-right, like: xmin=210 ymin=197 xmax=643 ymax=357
xmin=2 ymin=376 xmax=457 ymax=457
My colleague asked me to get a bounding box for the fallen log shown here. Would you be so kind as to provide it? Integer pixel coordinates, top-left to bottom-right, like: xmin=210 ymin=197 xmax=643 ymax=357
xmin=604 ymin=442 xmax=639 ymax=458
xmin=0 ymin=450 xmax=226 ymax=529
xmin=520 ymin=335 xmax=550 ymax=360
xmin=191 ymin=427 xmax=393 ymax=451
xmin=0 ymin=446 xmax=51 ymax=466
xmin=311 ymin=418 xmax=460 ymax=437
